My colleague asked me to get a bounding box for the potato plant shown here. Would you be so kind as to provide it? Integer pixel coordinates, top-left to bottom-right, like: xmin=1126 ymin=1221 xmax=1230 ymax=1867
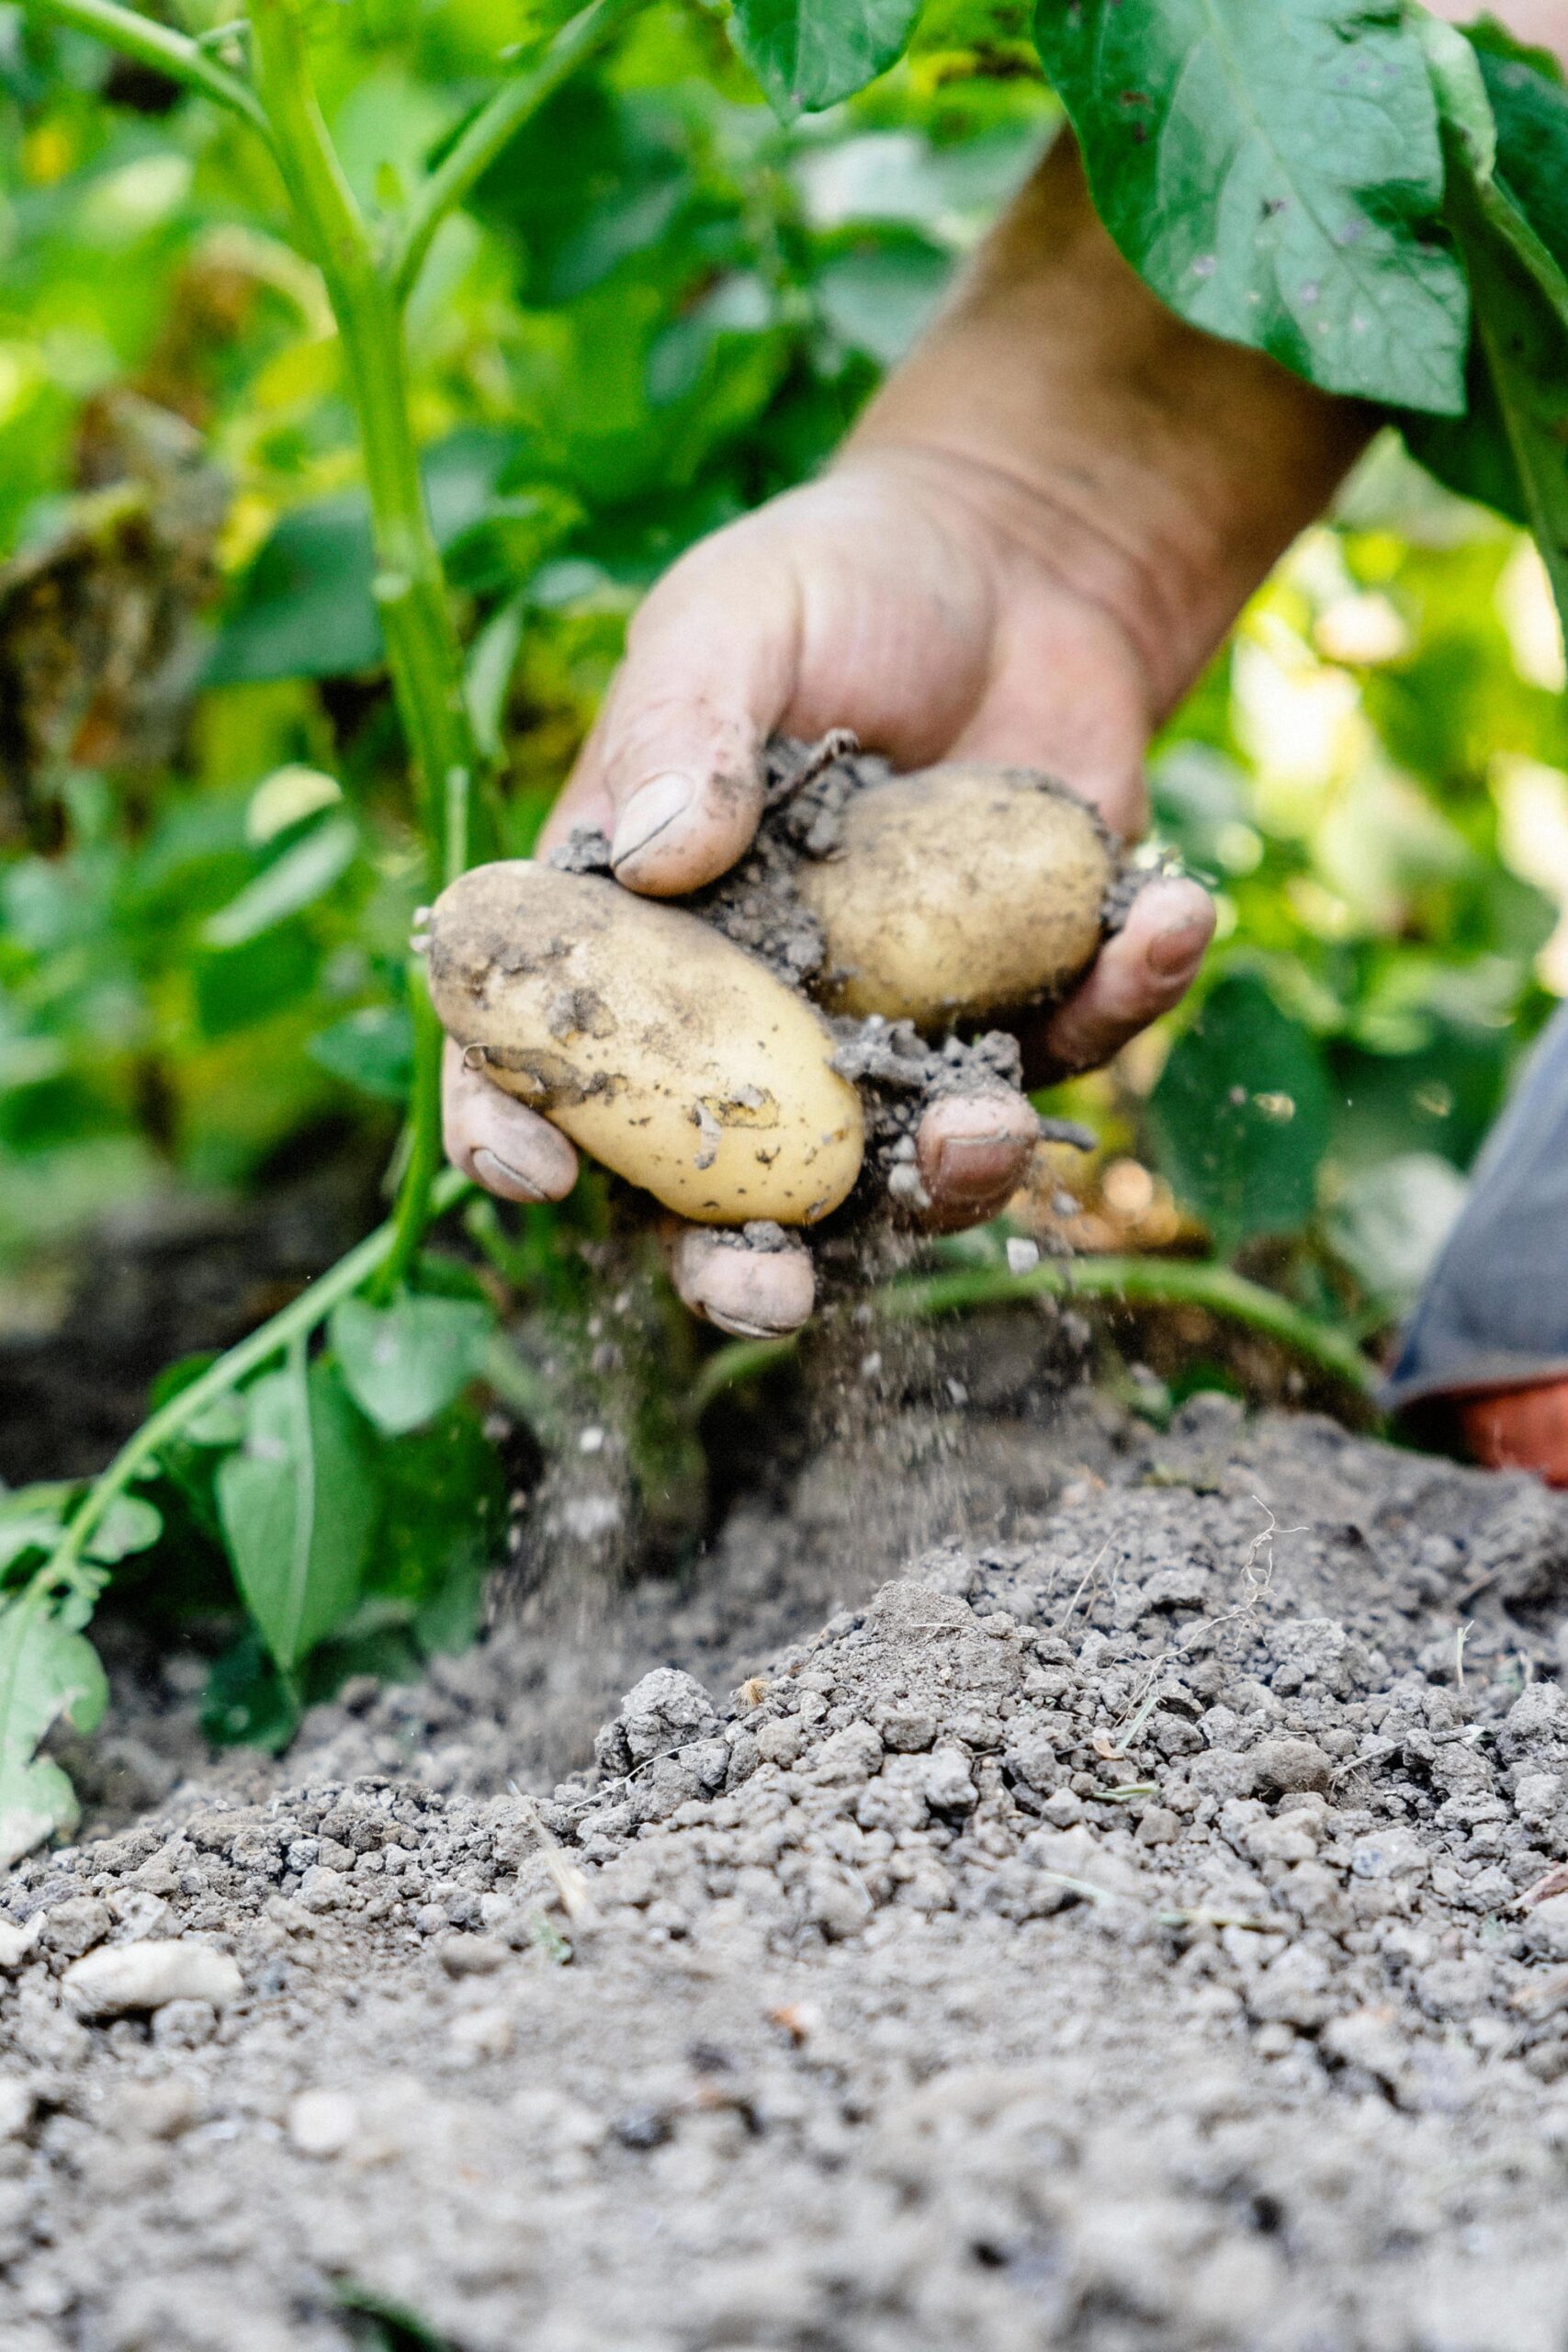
xmin=0 ymin=0 xmax=1565 ymax=1860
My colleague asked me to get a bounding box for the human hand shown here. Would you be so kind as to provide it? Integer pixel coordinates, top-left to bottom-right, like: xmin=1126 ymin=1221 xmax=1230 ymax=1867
xmin=442 ymin=446 xmax=1213 ymax=1336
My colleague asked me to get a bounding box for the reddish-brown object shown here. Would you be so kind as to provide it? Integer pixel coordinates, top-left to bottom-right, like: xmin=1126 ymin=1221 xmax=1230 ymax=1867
xmin=1459 ymin=1383 xmax=1568 ymax=1487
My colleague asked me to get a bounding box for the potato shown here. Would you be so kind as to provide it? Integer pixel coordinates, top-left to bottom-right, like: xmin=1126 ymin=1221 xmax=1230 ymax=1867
xmin=798 ymin=765 xmax=1114 ymax=1027
xmin=426 ymin=862 xmax=863 ymax=1225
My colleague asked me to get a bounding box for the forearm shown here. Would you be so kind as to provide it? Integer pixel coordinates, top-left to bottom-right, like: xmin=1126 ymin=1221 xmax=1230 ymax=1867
xmin=849 ymin=135 xmax=1375 ymax=715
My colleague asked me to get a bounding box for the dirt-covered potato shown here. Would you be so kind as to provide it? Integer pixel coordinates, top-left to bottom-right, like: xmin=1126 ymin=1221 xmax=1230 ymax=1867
xmin=426 ymin=863 xmax=864 ymax=1225
xmin=797 ymin=765 xmax=1114 ymax=1027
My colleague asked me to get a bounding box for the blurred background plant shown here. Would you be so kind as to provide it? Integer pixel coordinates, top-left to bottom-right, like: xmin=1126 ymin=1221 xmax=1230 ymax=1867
xmin=1 ymin=0 xmax=1564 ymax=1832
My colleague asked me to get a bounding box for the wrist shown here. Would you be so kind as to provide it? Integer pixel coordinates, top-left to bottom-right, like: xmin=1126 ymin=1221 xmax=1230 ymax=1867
xmin=851 ymin=134 xmax=1375 ymax=715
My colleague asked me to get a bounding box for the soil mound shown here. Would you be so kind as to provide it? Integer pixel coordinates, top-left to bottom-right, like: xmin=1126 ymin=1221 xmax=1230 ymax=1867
xmin=6 ymin=1387 xmax=1568 ymax=2350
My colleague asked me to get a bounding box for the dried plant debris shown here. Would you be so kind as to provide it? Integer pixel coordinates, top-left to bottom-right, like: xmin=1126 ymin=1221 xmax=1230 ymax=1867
xmin=0 ymin=392 xmax=228 ymax=836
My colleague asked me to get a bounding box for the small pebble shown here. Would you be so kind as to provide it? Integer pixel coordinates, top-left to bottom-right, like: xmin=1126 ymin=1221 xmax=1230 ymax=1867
xmin=62 ymin=1940 xmax=243 ymax=2019
xmin=288 ymin=2089 xmax=359 ymax=2159
xmin=438 ymin=1935 xmax=508 ymax=1978
xmin=0 ymin=2075 xmax=35 ymax=2141
xmin=0 ymin=1917 xmax=41 ymax=1972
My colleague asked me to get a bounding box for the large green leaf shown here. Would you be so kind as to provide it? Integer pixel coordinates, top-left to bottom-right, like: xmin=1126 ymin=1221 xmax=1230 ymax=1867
xmin=1461 ymin=195 xmax=1568 ymax=642
xmin=1148 ymin=972 xmax=1332 ymax=1250
xmin=0 ymin=1588 xmax=108 ymax=1867
xmin=733 ymin=0 xmax=925 ymax=116
xmin=1404 ymin=25 xmax=1568 ymax=642
xmin=465 ymin=81 xmax=689 ymax=305
xmin=217 ymin=1354 xmax=377 ymax=1673
xmin=1475 ymin=40 xmax=1568 ymax=270
xmin=329 ymin=1294 xmax=495 ymax=1439
xmin=1033 ymin=0 xmax=1469 ymax=411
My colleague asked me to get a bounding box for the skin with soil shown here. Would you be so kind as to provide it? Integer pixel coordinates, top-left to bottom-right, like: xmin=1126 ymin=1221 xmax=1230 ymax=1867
xmin=430 ymin=738 xmax=1123 ymax=1235
xmin=424 ymin=860 xmax=866 ymax=1227
xmin=11 ymin=1340 xmax=1568 ymax=2352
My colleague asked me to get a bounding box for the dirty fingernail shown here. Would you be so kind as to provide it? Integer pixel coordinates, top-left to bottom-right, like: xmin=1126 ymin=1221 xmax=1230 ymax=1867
xmin=472 ymin=1146 xmax=547 ymax=1202
xmin=610 ymin=773 xmax=695 ymax=872
xmin=931 ymin=1133 xmax=1025 ymax=1196
xmin=1147 ymin=919 xmax=1210 ymax=979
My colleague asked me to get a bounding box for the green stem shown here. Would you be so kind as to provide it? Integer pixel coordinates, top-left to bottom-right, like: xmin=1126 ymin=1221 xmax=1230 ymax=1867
xmin=372 ymin=965 xmax=446 ymax=1302
xmin=689 ymin=1331 xmax=796 ymax=1417
xmin=42 ymin=1170 xmax=472 ymax=1589
xmin=25 ymin=0 xmax=272 ymax=137
xmin=690 ymin=1253 xmax=1381 ymax=1417
xmin=249 ymin=0 xmax=477 ymax=883
xmin=886 ymin=1254 xmax=1382 ymax=1396
xmin=389 ymin=0 xmax=644 ymax=304
xmin=250 ymin=0 xmax=481 ymax=1286
xmin=479 ymin=1329 xmax=571 ymax=1449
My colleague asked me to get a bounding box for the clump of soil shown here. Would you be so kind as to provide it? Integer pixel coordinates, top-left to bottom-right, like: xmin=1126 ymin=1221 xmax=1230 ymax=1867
xmin=9 ymin=1356 xmax=1568 ymax=2351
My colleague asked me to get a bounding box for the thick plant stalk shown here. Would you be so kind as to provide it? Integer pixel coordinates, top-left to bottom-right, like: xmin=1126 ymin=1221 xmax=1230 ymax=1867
xmin=374 ymin=967 xmax=447 ymax=1302
xmin=249 ymin=0 xmax=478 ymax=884
xmin=249 ymin=0 xmax=482 ymax=1276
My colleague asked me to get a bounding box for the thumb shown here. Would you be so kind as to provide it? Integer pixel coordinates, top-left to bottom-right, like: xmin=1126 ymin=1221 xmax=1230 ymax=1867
xmin=543 ymin=529 xmax=803 ymax=896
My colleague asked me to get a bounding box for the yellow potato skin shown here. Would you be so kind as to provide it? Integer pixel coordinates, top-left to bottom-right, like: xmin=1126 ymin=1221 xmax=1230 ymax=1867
xmin=798 ymin=767 xmax=1113 ymax=1027
xmin=427 ymin=863 xmax=863 ymax=1226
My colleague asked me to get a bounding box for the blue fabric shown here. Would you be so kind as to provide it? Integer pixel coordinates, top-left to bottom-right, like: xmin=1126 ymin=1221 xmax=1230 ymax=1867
xmin=1386 ymin=1001 xmax=1568 ymax=1409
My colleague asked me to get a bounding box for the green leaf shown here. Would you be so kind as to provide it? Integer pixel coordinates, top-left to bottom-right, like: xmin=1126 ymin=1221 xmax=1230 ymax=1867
xmin=205 ymin=496 xmax=382 ymax=686
xmin=206 ymin=435 xmax=525 ymax=687
xmin=202 ymin=817 xmax=359 ymax=950
xmin=1148 ymin=972 xmax=1332 ymax=1250
xmin=199 ymin=1625 xmax=303 ymax=1753
xmin=1403 ymin=28 xmax=1568 ymax=550
xmin=84 ymin=1493 xmax=163 ymax=1565
xmin=216 ymin=1354 xmax=377 ymax=1673
xmin=464 ymin=591 xmax=528 ymax=763
xmin=1461 ymin=193 xmax=1568 ymax=643
xmin=1405 ymin=33 xmax=1568 ymax=648
xmin=329 ymin=1294 xmax=495 ymax=1438
xmin=368 ymin=1403 xmax=505 ymax=1630
xmin=0 ymin=1486 xmax=73 ymax=1577
xmin=1476 ymin=42 xmax=1568 ymax=268
xmin=1033 ymin=0 xmax=1470 ymax=411
xmin=733 ymin=0 xmax=924 ymax=116
xmin=196 ymin=924 xmax=321 ymax=1041
xmin=1410 ymin=14 xmax=1495 ymax=177
xmin=815 ymin=235 xmax=952 ymax=363
xmin=0 ymin=1588 xmax=108 ymax=1867
xmin=1466 ymin=14 xmax=1567 ymax=96
xmin=308 ymin=1004 xmax=415 ymax=1102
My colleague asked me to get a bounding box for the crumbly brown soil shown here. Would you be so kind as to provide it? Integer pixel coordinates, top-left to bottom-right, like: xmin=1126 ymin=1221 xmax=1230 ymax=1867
xmin=8 ymin=1326 xmax=1568 ymax=2352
